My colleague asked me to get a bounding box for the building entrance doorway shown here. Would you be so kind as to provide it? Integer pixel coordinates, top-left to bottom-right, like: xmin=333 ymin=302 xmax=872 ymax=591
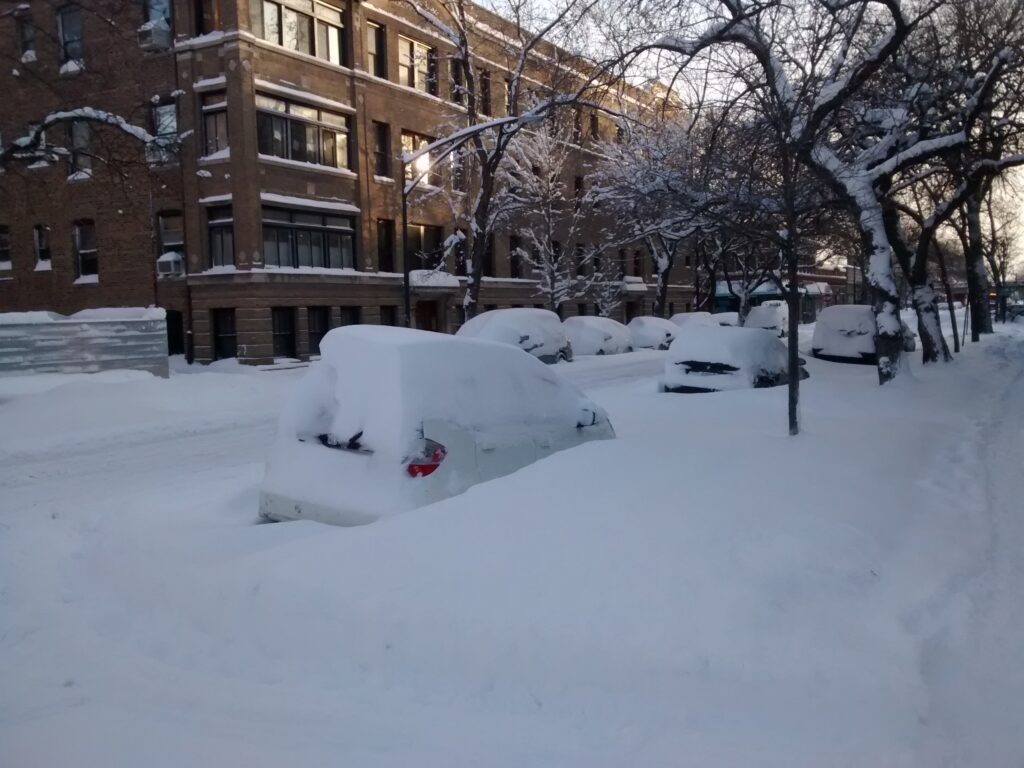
xmin=415 ymin=300 xmax=442 ymax=332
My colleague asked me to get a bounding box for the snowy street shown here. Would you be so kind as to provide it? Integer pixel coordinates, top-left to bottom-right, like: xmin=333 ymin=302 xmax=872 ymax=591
xmin=3 ymin=329 xmax=1024 ymax=766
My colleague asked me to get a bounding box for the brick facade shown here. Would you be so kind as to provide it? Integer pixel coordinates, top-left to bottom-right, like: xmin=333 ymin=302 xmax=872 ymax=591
xmin=0 ymin=0 xmax=695 ymax=364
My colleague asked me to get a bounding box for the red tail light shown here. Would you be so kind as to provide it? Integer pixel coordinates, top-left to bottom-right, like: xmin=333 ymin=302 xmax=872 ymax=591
xmin=406 ymin=438 xmax=447 ymax=478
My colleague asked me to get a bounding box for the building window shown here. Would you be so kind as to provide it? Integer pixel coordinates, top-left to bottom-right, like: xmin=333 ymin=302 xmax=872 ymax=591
xmin=372 ymin=121 xmax=390 ymax=177
xmin=211 ymin=308 xmax=236 ymax=360
xmin=504 ymin=78 xmax=513 ymax=115
xmin=262 ymin=1 xmax=311 ymax=55
xmin=379 ymin=306 xmax=397 ymax=326
xmin=202 ymin=93 xmax=228 ymax=155
xmin=68 ymin=121 xmax=92 ymax=174
xmin=450 ymin=149 xmax=465 ymax=192
xmin=256 ymin=94 xmax=351 ymax=170
xmin=406 ymin=223 xmax=443 ymax=268
xmin=509 ymin=234 xmax=522 ymax=279
xmin=589 ymin=112 xmax=599 ymax=139
xmin=195 ymin=0 xmax=220 ymax=34
xmin=478 ymin=68 xmax=491 ymax=115
xmin=401 ymin=131 xmax=440 ymax=186
xmin=271 ymin=307 xmax=297 ymax=358
xmin=307 ymin=306 xmax=330 ymax=354
xmin=339 ymin=306 xmax=360 ymax=326
xmin=574 ymin=175 xmax=584 ymax=207
xmin=366 ymin=21 xmax=386 ymax=77
xmin=450 ymin=60 xmax=464 ymax=104
xmin=17 ymin=16 xmax=36 ymax=60
xmin=33 ymin=225 xmax=50 ymax=264
xmin=397 ymin=36 xmax=436 ymax=94
xmin=73 ymin=220 xmax=98 ymax=279
xmin=57 ymin=5 xmax=84 ymax=65
xmin=575 ymin=243 xmax=586 ymax=277
xmin=207 ymin=206 xmax=234 ymax=267
xmin=157 ymin=211 xmax=184 ymax=256
xmin=572 ymin=109 xmax=582 ymax=143
xmin=145 ymin=0 xmax=172 ymax=24
xmin=149 ymin=101 xmax=178 ymax=163
xmin=0 ymin=226 xmax=10 ymax=269
xmin=633 ymin=249 xmax=642 ymax=278
xmin=376 ymin=218 xmax=394 ymax=272
xmin=262 ymin=207 xmax=356 ymax=270
xmin=578 ymin=303 xmax=587 ymax=317
xmin=482 ymin=233 xmax=495 ymax=276
xmin=314 ymin=4 xmax=344 ymax=65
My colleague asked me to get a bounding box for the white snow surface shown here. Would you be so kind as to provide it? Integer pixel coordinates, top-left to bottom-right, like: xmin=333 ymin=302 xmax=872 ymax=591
xmin=409 ymin=269 xmax=460 ymax=288
xmin=562 ymin=315 xmax=633 ymax=355
xmin=812 ymin=304 xmax=878 ymax=358
xmin=627 ymin=315 xmax=678 ymax=349
xmin=4 ymin=321 xmax=1024 ymax=766
xmin=670 ymin=311 xmax=717 ymax=328
xmin=456 ymin=308 xmax=570 ymax=360
xmin=714 ymin=311 xmax=740 ymax=326
xmin=745 ymin=303 xmax=788 ymax=335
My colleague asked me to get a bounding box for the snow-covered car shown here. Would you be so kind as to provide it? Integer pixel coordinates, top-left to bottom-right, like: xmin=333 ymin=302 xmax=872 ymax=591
xmin=660 ymin=325 xmax=808 ymax=393
xmin=627 ymin=316 xmax=678 ymax=350
xmin=563 ymin=316 xmax=633 ymax=356
xmin=713 ymin=312 xmax=739 ymax=327
xmin=456 ymin=308 xmax=572 ymax=363
xmin=811 ymin=305 xmax=917 ymax=364
xmin=745 ymin=302 xmax=789 ymax=337
xmin=670 ymin=311 xmax=717 ymax=329
xmin=259 ymin=326 xmax=615 ymax=526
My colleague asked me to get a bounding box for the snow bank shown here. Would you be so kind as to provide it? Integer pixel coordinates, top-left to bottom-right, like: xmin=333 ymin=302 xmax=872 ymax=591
xmin=811 ymin=305 xmax=877 ymax=362
xmin=69 ymin=307 xmax=167 ymax=322
xmin=0 ymin=311 xmax=64 ymax=325
xmin=662 ymin=325 xmax=788 ymax=391
xmin=670 ymin=311 xmax=717 ymax=329
xmin=456 ymin=308 xmax=571 ymax=362
xmin=627 ymin=316 xmax=678 ymax=349
xmin=563 ymin=316 xmax=632 ymax=355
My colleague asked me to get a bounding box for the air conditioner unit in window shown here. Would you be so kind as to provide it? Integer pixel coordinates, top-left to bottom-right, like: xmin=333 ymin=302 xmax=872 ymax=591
xmin=157 ymin=251 xmax=183 ymax=277
xmin=138 ymin=18 xmax=172 ymax=52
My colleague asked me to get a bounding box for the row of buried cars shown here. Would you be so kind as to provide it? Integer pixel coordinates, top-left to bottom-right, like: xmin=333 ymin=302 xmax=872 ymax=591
xmin=257 ymin=304 xmax=913 ymax=527
xmin=454 ymin=306 xmax=802 ymax=394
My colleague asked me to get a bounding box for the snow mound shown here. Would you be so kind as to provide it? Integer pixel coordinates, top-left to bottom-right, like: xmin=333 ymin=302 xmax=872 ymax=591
xmin=456 ymin=308 xmax=571 ymax=363
xmin=0 ymin=311 xmax=65 ymax=325
xmin=811 ymin=305 xmax=876 ymax=362
xmin=70 ymin=307 xmax=166 ymax=322
xmin=670 ymin=311 xmax=717 ymax=329
xmin=563 ymin=316 xmax=633 ymax=356
xmin=713 ymin=311 xmax=739 ymax=326
xmin=627 ymin=316 xmax=678 ymax=349
xmin=662 ymin=325 xmax=789 ymax=391
xmin=745 ymin=304 xmax=788 ymax=336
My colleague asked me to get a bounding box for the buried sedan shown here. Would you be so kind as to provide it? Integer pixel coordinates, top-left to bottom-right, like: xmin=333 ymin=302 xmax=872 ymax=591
xmin=660 ymin=325 xmax=808 ymax=393
xmin=259 ymin=326 xmax=614 ymax=526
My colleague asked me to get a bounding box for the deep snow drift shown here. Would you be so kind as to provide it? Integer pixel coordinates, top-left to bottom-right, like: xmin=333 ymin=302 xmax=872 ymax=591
xmin=2 ymin=320 xmax=1024 ymax=767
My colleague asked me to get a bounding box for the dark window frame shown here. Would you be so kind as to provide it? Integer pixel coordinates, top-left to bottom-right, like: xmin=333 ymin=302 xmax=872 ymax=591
xmin=207 ymin=205 xmax=234 ymax=268
xmin=73 ymin=219 xmax=98 ymax=278
xmin=256 ymin=94 xmax=352 ymax=170
xmin=372 ymin=121 xmax=390 ymax=177
xmin=261 ymin=206 xmax=357 ymax=270
xmin=32 ymin=224 xmax=50 ymax=263
xmin=366 ymin=20 xmax=386 ymax=77
xmin=57 ymin=4 xmax=84 ymax=64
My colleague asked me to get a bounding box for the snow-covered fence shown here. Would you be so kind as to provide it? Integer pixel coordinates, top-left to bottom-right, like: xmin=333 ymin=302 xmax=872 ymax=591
xmin=0 ymin=308 xmax=169 ymax=378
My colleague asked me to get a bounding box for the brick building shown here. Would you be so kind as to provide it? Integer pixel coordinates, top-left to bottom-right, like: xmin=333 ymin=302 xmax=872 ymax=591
xmin=0 ymin=0 xmax=695 ymax=363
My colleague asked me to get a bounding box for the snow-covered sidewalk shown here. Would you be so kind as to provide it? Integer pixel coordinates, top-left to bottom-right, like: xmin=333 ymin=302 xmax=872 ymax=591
xmin=1 ymin=332 xmax=1023 ymax=766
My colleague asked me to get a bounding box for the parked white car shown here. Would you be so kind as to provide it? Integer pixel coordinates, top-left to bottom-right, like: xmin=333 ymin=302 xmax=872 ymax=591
xmin=661 ymin=325 xmax=808 ymax=393
xmin=259 ymin=326 xmax=615 ymax=526
xmin=563 ymin=315 xmax=633 ymax=356
xmin=456 ymin=307 xmax=572 ymax=363
xmin=745 ymin=303 xmax=789 ymax=337
xmin=811 ymin=305 xmax=916 ymax=364
xmin=670 ymin=311 xmax=717 ymax=329
xmin=627 ymin=316 xmax=678 ymax=350
xmin=713 ymin=312 xmax=740 ymax=327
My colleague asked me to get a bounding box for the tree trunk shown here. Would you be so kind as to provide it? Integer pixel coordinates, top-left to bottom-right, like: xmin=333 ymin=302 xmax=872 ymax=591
xmin=965 ymin=192 xmax=993 ymax=340
xmin=934 ymin=241 xmax=960 ymax=353
xmin=650 ymin=237 xmax=675 ymax=318
xmin=910 ymin=285 xmax=950 ymax=363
